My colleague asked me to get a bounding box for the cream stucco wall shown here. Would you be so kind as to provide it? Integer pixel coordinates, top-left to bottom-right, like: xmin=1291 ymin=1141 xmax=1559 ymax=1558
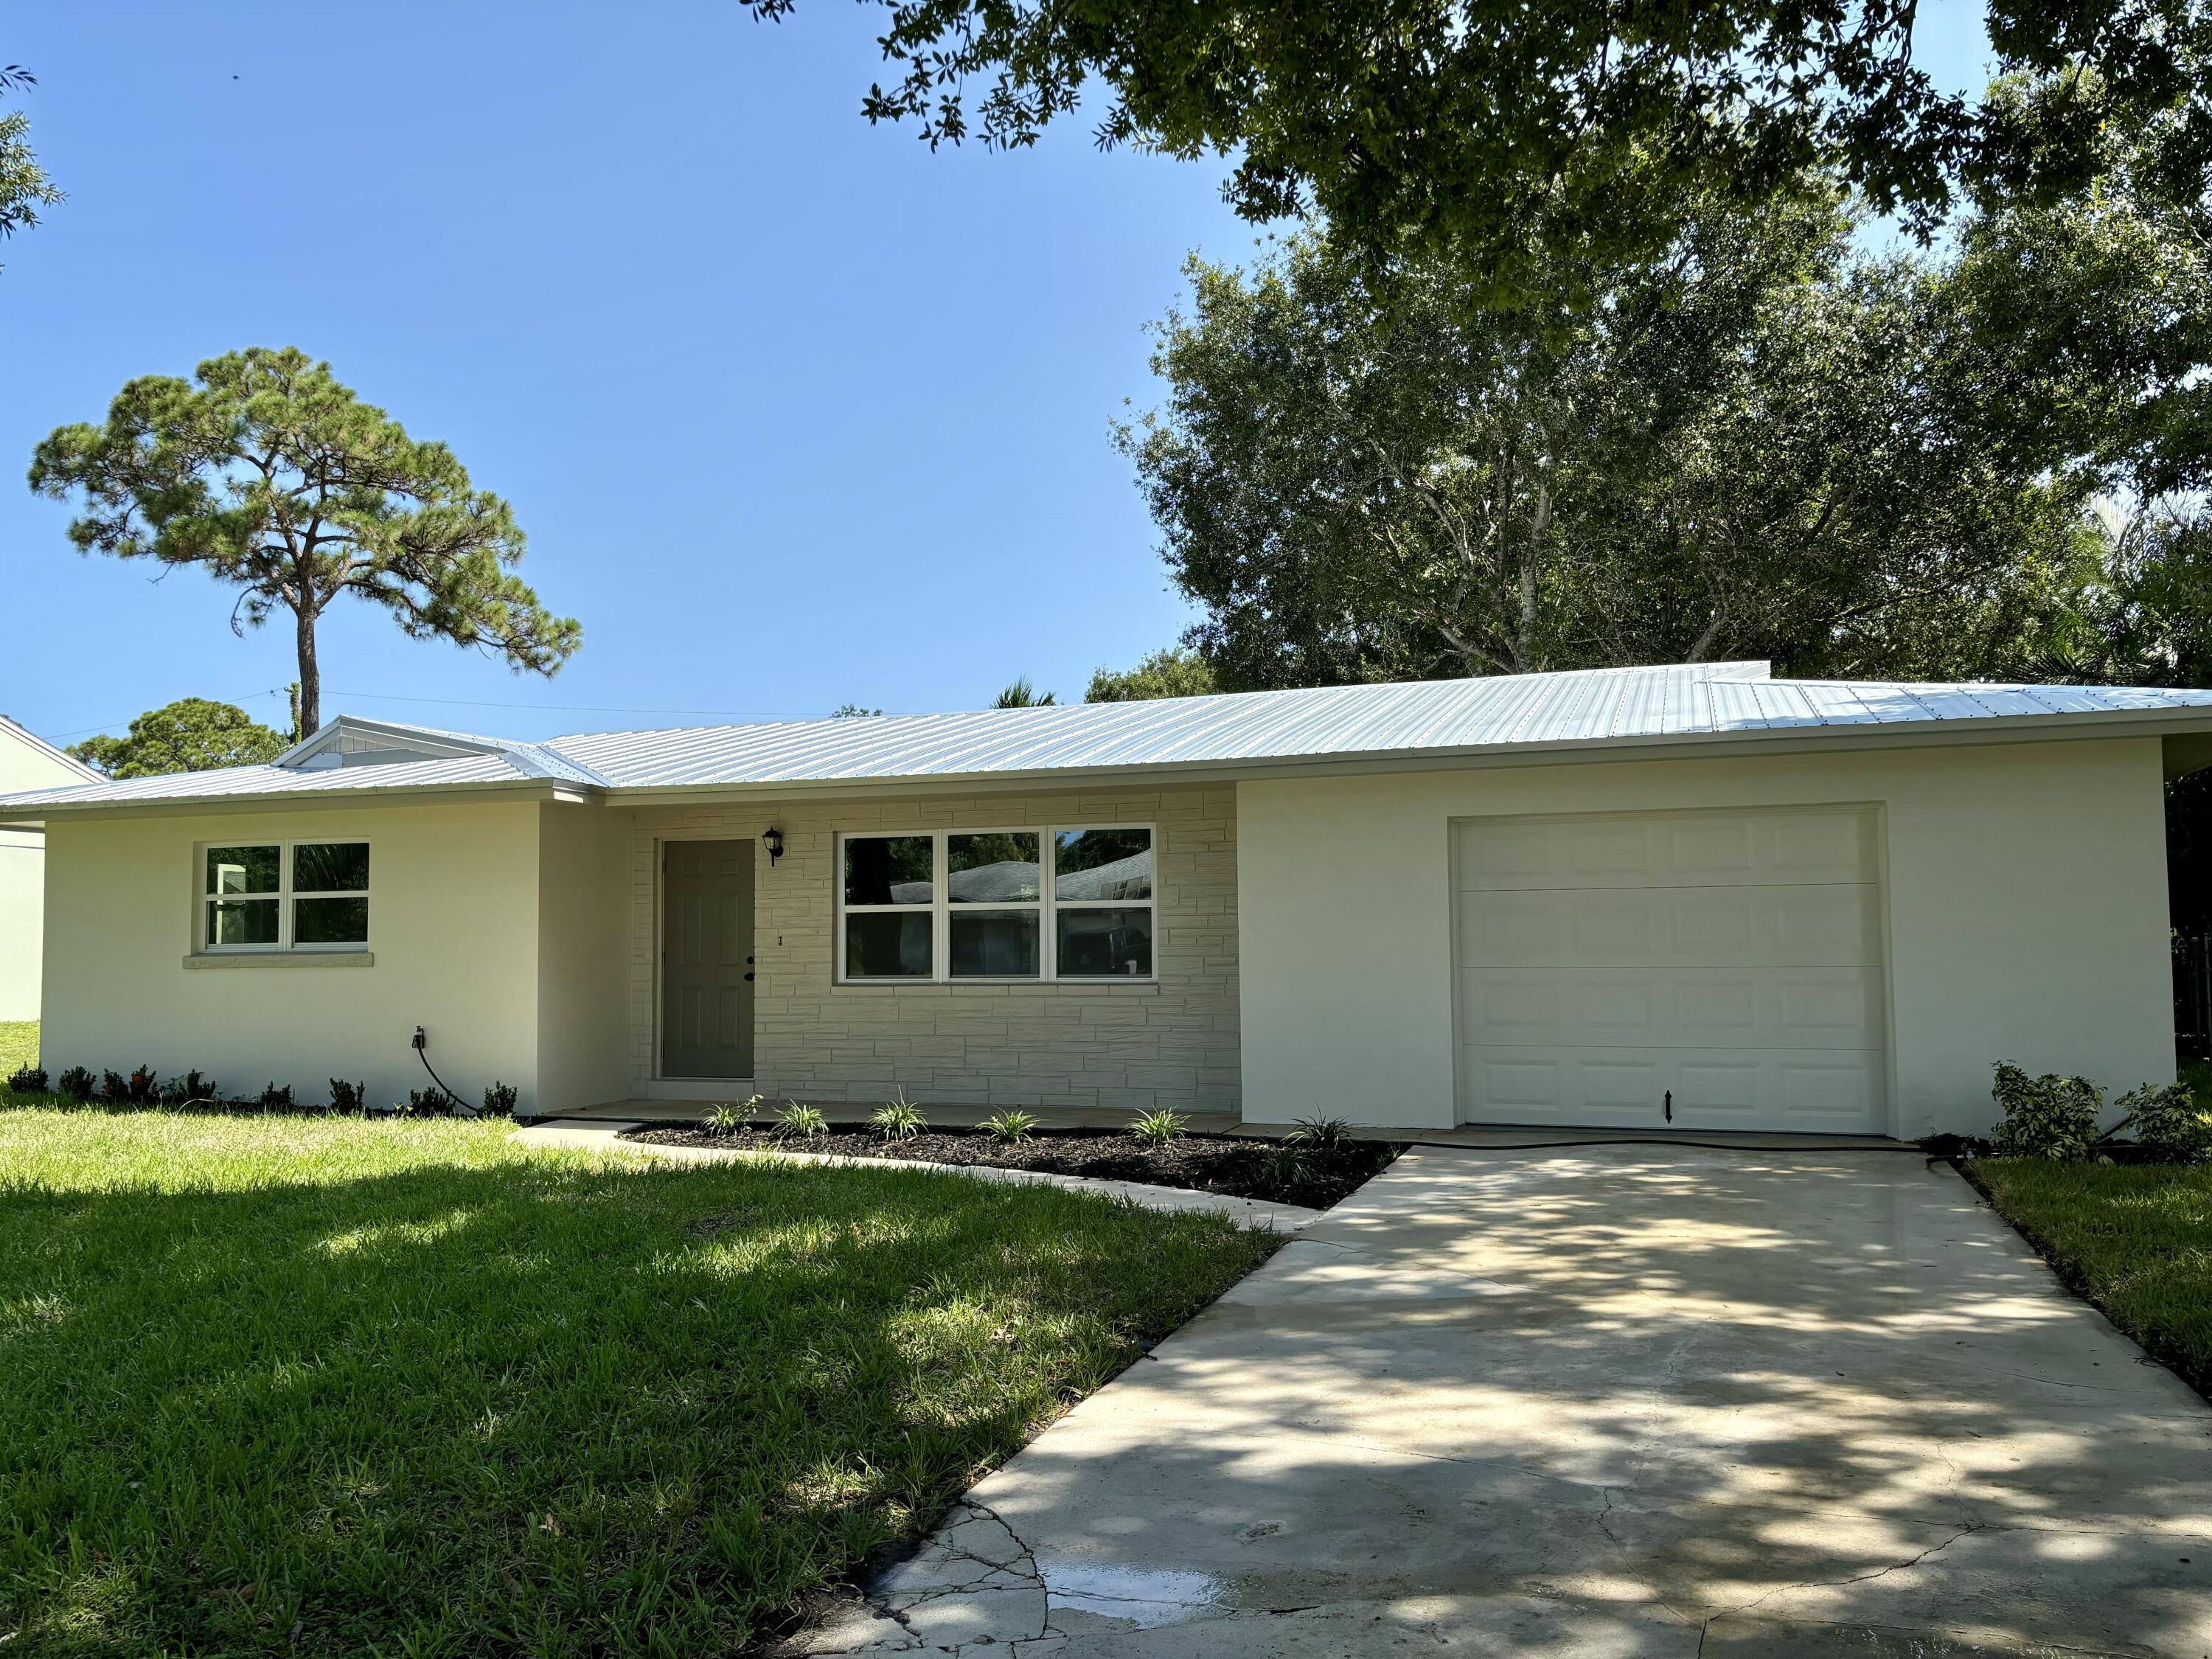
xmin=41 ymin=799 xmax=546 ymax=1110
xmin=623 ymin=785 xmax=1239 ymax=1110
xmin=537 ymin=801 xmax=634 ymax=1115
xmin=0 ymin=726 xmax=97 ymax=1022
xmin=1238 ymin=737 xmax=2176 ymax=1137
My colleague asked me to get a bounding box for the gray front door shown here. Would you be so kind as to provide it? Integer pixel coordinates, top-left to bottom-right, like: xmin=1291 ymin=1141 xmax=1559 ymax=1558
xmin=661 ymin=839 xmax=755 ymax=1078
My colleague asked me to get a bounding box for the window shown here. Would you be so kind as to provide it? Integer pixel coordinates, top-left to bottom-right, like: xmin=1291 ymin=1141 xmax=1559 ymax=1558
xmin=201 ymin=841 xmax=369 ymax=952
xmin=835 ymin=826 xmax=1152 ymax=982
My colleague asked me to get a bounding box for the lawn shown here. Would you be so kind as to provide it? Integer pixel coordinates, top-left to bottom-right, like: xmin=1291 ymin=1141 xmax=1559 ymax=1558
xmin=0 ymin=1021 xmax=35 ymax=1077
xmin=0 ymin=1105 xmax=1280 ymax=1656
xmin=1973 ymin=1158 xmax=2212 ymax=1396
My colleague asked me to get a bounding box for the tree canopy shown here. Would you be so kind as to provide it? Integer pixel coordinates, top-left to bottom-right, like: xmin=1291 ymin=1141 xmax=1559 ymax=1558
xmin=69 ymin=699 xmax=286 ymax=780
xmin=992 ymin=678 xmax=1057 ymax=707
xmin=1086 ymin=647 xmax=1214 ymax=703
xmin=741 ymin=0 xmax=2212 ymax=300
xmin=29 ymin=348 xmax=580 ymax=735
xmin=1117 ymin=193 xmax=2109 ymax=689
xmin=0 ymin=66 xmax=61 ymax=268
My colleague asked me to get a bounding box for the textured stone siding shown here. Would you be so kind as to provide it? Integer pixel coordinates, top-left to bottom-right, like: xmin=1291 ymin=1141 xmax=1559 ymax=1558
xmin=626 ymin=785 xmax=1239 ymax=1112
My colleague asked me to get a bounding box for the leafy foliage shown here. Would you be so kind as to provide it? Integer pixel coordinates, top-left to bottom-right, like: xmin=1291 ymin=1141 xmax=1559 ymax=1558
xmin=328 ymin=1079 xmax=366 ymax=1114
xmin=1284 ymin=1116 xmax=1354 ymax=1150
xmin=1122 ymin=206 xmax=2100 ymax=689
xmin=1987 ymin=1063 xmax=2103 ymax=1162
xmin=702 ymin=1102 xmax=746 ymax=1136
xmin=1128 ymin=1109 xmax=1187 ymax=1145
xmin=992 ymin=678 xmax=1056 ymax=708
xmin=55 ymin=1067 xmax=92 ymax=1103
xmin=740 ymin=4 xmax=2212 ymax=307
xmin=5 ymin=1065 xmax=46 ymax=1095
xmin=1085 ymin=647 xmax=1216 ymax=703
xmin=68 ymin=698 xmax=285 ymax=779
xmin=774 ymin=1101 xmax=829 ymax=1141
xmin=481 ymin=1082 xmax=519 ymax=1119
xmin=981 ymin=1109 xmax=1038 ymax=1144
xmin=0 ymin=66 xmax=62 ymax=268
xmin=2114 ymin=1082 xmax=2212 ymax=1165
xmin=29 ymin=348 xmax=580 ymax=734
xmin=871 ymin=1094 xmax=928 ymax=1141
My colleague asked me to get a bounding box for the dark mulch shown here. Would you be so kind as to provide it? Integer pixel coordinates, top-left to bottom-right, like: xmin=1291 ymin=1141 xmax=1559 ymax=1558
xmin=622 ymin=1121 xmax=1397 ymax=1209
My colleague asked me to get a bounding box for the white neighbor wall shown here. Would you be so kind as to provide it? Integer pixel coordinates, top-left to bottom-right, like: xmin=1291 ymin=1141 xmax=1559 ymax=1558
xmin=1238 ymin=737 xmax=2177 ymax=1138
xmin=0 ymin=721 xmax=99 ymax=1021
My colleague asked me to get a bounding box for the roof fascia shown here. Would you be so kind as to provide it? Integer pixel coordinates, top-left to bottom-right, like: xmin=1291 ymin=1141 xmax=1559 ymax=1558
xmin=2 ymin=779 xmax=601 ymax=827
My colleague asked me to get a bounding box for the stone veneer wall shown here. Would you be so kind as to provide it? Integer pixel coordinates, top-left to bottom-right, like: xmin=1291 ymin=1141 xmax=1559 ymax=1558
xmin=626 ymin=784 xmax=1239 ymax=1112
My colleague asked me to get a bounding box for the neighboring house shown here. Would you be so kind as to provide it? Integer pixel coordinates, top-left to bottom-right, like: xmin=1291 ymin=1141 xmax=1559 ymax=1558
xmin=0 ymin=718 xmax=101 ymax=1023
xmin=1 ymin=659 xmax=2207 ymax=1135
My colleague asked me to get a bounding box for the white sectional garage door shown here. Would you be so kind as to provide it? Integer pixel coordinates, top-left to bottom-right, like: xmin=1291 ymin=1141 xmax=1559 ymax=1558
xmin=1453 ymin=807 xmax=1888 ymax=1133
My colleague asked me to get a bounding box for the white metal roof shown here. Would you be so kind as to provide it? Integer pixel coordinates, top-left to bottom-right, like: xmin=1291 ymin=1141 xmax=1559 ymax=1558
xmin=7 ymin=660 xmax=2212 ymax=813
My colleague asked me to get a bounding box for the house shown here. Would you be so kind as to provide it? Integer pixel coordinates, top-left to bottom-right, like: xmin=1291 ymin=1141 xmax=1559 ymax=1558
xmin=0 ymin=717 xmax=101 ymax=1023
xmin=1 ymin=660 xmax=2206 ymax=1135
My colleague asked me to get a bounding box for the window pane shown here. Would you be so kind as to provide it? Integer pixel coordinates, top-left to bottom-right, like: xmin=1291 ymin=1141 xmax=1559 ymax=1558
xmin=950 ymin=909 xmax=1040 ymax=978
xmin=845 ymin=911 xmax=933 ymax=978
xmin=947 ymin=832 xmax=1039 ymax=903
xmin=1054 ymin=828 xmax=1152 ymax=901
xmin=844 ymin=836 xmax=933 ymax=905
xmin=206 ymin=845 xmax=279 ymax=896
xmin=1055 ymin=907 xmax=1153 ymax=977
xmin=294 ymin=842 xmax=369 ymax=893
xmin=294 ymin=896 xmax=369 ymax=946
xmin=208 ymin=897 xmax=279 ymax=946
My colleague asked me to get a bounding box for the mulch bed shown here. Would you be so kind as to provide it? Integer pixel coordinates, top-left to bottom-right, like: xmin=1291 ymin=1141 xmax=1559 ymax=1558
xmin=622 ymin=1121 xmax=1397 ymax=1209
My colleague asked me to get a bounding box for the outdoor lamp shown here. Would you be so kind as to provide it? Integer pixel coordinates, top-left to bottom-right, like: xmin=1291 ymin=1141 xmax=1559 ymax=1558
xmin=763 ymin=827 xmax=785 ymax=866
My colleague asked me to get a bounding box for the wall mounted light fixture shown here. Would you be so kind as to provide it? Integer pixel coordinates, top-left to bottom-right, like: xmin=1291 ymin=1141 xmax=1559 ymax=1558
xmin=762 ymin=827 xmax=785 ymax=866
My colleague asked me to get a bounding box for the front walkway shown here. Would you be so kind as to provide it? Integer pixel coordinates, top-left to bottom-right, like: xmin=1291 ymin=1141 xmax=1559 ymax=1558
xmin=793 ymin=1145 xmax=2212 ymax=1657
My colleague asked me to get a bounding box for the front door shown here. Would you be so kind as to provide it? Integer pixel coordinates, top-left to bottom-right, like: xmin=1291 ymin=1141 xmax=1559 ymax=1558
xmin=661 ymin=839 xmax=755 ymax=1078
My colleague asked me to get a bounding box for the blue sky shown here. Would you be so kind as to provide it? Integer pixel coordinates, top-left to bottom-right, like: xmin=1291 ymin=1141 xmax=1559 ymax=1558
xmin=0 ymin=3 xmax=1997 ymax=749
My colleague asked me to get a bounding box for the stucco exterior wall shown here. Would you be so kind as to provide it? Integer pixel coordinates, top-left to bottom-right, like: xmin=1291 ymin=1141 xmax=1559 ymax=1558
xmin=0 ymin=726 xmax=97 ymax=1023
xmin=537 ymin=801 xmax=633 ymax=1115
xmin=41 ymin=799 xmax=545 ymax=1110
xmin=1239 ymin=737 xmax=2175 ymax=1137
xmin=624 ymin=785 xmax=1239 ymax=1110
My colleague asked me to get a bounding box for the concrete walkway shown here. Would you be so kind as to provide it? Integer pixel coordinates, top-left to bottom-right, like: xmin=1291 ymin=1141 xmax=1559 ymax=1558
xmin=790 ymin=1145 xmax=2212 ymax=1658
xmin=507 ymin=1119 xmax=1324 ymax=1231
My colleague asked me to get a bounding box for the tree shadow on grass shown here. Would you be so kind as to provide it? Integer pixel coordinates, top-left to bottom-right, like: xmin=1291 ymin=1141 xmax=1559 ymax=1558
xmin=0 ymin=1141 xmax=1277 ymax=1657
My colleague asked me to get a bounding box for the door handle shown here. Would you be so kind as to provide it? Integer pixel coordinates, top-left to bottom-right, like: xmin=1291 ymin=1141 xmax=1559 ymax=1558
xmin=743 ymin=971 xmax=755 ymax=982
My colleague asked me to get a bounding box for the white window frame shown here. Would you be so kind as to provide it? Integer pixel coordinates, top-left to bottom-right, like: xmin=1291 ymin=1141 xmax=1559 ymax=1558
xmin=835 ymin=824 xmax=1156 ymax=984
xmin=197 ymin=838 xmax=371 ymax=955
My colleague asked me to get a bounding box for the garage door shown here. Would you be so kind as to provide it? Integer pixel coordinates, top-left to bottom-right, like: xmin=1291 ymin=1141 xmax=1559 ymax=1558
xmin=1454 ymin=807 xmax=1888 ymax=1133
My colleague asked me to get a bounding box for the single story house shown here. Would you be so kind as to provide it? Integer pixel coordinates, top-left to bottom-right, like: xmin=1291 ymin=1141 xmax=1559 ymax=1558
xmin=0 ymin=717 xmax=100 ymax=1023
xmin=4 ymin=660 xmax=2207 ymax=1136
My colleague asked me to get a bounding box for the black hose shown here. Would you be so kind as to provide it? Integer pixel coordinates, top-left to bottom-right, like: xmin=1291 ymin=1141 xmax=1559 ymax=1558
xmin=415 ymin=1041 xmax=463 ymax=1112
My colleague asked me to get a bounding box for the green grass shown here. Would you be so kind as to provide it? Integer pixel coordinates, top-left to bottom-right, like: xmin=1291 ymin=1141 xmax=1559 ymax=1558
xmin=0 ymin=1106 xmax=1279 ymax=1656
xmin=0 ymin=1022 xmax=35 ymax=1078
xmin=1974 ymin=1158 xmax=2212 ymax=1396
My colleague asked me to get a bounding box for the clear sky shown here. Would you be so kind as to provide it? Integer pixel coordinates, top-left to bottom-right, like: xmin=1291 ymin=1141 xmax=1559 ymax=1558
xmin=0 ymin=2 xmax=1998 ymax=751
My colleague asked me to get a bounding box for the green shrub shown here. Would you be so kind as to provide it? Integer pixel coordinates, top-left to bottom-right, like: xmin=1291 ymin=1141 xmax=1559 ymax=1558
xmin=1130 ymin=1109 xmax=1187 ymax=1145
xmin=328 ymin=1078 xmax=365 ymax=1113
xmin=481 ymin=1081 xmax=519 ymax=1118
xmin=775 ymin=1101 xmax=829 ymax=1141
xmin=1255 ymin=1143 xmax=1308 ymax=1195
xmin=702 ymin=1101 xmax=745 ymax=1136
xmin=162 ymin=1071 xmax=219 ymax=1107
xmin=1987 ymin=1062 xmax=2102 ymax=1161
xmin=2115 ymin=1082 xmax=2212 ymax=1164
xmin=1286 ymin=1115 xmax=1354 ymax=1150
xmin=258 ymin=1082 xmax=294 ymax=1111
xmin=5 ymin=1064 xmax=46 ymax=1094
xmin=56 ymin=1066 xmax=94 ymax=1103
xmin=871 ymin=1094 xmax=928 ymax=1141
xmin=982 ymin=1109 xmax=1039 ymax=1144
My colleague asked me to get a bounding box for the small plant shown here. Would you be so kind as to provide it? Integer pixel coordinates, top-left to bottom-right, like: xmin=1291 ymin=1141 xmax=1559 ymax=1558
xmin=1130 ymin=1109 xmax=1188 ymax=1145
xmin=1255 ymin=1143 xmax=1309 ymax=1194
xmin=5 ymin=1064 xmax=47 ymax=1094
xmin=1286 ymin=1115 xmax=1354 ymax=1150
xmin=100 ymin=1070 xmax=131 ymax=1104
xmin=982 ymin=1108 xmax=1039 ymax=1144
xmin=872 ymin=1093 xmax=928 ymax=1141
xmin=775 ymin=1100 xmax=829 ymax=1141
xmin=482 ymin=1081 xmax=519 ymax=1118
xmin=2114 ymin=1081 xmax=2212 ymax=1164
xmin=406 ymin=1087 xmax=459 ymax=1116
xmin=57 ymin=1066 xmax=94 ymax=1102
xmin=258 ymin=1082 xmax=294 ymax=1112
xmin=1987 ymin=1062 xmax=2102 ymax=1161
xmin=702 ymin=1101 xmax=745 ymax=1136
xmin=162 ymin=1071 xmax=218 ymax=1107
xmin=328 ymin=1078 xmax=365 ymax=1113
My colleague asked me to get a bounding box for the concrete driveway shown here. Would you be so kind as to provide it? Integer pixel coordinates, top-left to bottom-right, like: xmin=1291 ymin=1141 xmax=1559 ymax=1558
xmin=796 ymin=1146 xmax=2212 ymax=1657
